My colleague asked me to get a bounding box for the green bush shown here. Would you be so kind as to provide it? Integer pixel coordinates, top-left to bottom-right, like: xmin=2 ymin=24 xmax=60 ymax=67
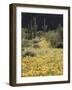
xmin=22 ymin=51 xmax=36 ymax=57
xmin=56 ymin=42 xmax=63 ymax=48
xmin=45 ymin=28 xmax=63 ymax=48
xmin=33 ymin=44 xmax=40 ymax=48
xmin=21 ymin=25 xmax=63 ymax=48
xmin=22 ymin=39 xmax=31 ymax=48
xmin=22 ymin=28 xmax=32 ymax=39
xmin=32 ymin=37 xmax=40 ymax=43
xmin=37 ymin=31 xmax=45 ymax=38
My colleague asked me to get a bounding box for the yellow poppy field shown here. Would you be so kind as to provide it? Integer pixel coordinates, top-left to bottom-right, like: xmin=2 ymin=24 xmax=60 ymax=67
xmin=21 ymin=37 xmax=63 ymax=77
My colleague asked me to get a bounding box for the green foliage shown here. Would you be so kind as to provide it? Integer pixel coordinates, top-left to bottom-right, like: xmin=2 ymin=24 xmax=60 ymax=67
xmin=45 ymin=25 xmax=63 ymax=48
xmin=22 ymin=39 xmax=31 ymax=48
xmin=22 ymin=28 xmax=32 ymax=39
xmin=22 ymin=51 xmax=36 ymax=57
xmin=32 ymin=38 xmax=40 ymax=43
xmin=33 ymin=44 xmax=40 ymax=48
xmin=56 ymin=42 xmax=63 ymax=48
xmin=36 ymin=31 xmax=45 ymax=38
xmin=22 ymin=24 xmax=63 ymax=48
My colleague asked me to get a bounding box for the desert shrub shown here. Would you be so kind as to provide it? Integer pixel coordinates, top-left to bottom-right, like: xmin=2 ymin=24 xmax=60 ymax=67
xmin=23 ymin=32 xmax=32 ymax=39
xmin=22 ymin=39 xmax=31 ymax=48
xmin=45 ymin=29 xmax=63 ymax=48
xmin=32 ymin=37 xmax=40 ymax=44
xmin=33 ymin=44 xmax=40 ymax=48
xmin=22 ymin=31 xmax=27 ymax=39
xmin=23 ymin=51 xmax=36 ymax=57
xmin=56 ymin=42 xmax=63 ymax=48
xmin=22 ymin=28 xmax=32 ymax=39
xmin=22 ymin=28 xmax=29 ymax=33
xmin=37 ymin=31 xmax=45 ymax=37
xmin=33 ymin=40 xmax=39 ymax=43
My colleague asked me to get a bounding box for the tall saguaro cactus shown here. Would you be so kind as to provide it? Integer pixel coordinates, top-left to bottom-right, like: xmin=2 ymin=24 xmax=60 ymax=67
xmin=42 ymin=18 xmax=48 ymax=32
xmin=33 ymin=16 xmax=38 ymax=38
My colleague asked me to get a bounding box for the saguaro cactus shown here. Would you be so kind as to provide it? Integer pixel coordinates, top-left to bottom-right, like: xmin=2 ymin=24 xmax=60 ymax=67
xmin=33 ymin=16 xmax=38 ymax=38
xmin=42 ymin=18 xmax=48 ymax=32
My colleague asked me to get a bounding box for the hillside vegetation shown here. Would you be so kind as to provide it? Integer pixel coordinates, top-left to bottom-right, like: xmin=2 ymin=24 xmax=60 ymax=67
xmin=21 ymin=36 xmax=63 ymax=77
